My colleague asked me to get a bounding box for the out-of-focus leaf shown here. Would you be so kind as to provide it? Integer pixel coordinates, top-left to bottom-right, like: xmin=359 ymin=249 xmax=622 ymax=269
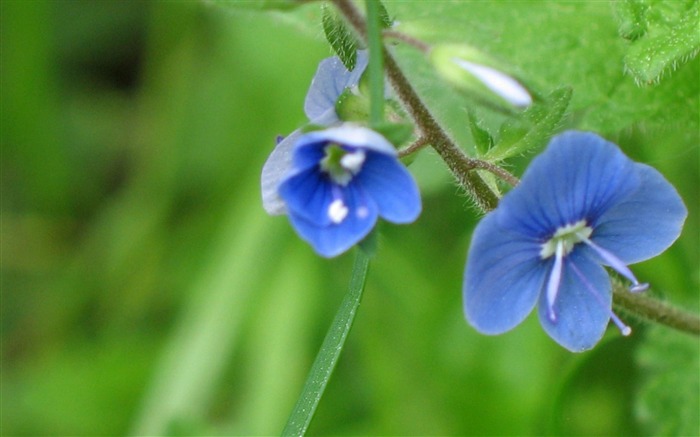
xmin=621 ymin=0 xmax=699 ymax=85
xmin=206 ymin=0 xmax=301 ymax=11
xmin=636 ymin=326 xmax=700 ymax=436
xmin=614 ymin=0 xmax=648 ymax=40
xmin=485 ymin=87 xmax=572 ymax=161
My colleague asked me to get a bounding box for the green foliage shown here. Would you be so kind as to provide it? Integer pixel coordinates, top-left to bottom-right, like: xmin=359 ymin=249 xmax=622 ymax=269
xmin=282 ymin=250 xmax=370 ymax=436
xmin=485 ymin=87 xmax=572 ymax=162
xmin=636 ymin=326 xmax=700 ymax=436
xmin=322 ymin=3 xmax=358 ymax=71
xmin=207 ymin=0 xmax=300 ymax=11
xmin=617 ymin=0 xmax=700 ymax=85
xmin=372 ymin=121 xmax=414 ymax=148
xmin=467 ymin=111 xmax=494 ymax=156
xmin=2 ymin=1 xmax=698 ymax=437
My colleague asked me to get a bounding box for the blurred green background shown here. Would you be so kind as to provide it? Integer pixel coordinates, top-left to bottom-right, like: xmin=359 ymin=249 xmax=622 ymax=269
xmin=2 ymin=1 xmax=698 ymax=436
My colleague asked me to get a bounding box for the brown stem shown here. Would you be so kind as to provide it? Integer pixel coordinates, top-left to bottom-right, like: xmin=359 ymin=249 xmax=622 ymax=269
xmin=332 ymin=0 xmax=501 ymax=211
xmin=613 ymin=283 xmax=700 ymax=336
xmin=398 ymin=136 xmax=431 ymax=158
xmin=383 ymin=30 xmax=431 ymax=53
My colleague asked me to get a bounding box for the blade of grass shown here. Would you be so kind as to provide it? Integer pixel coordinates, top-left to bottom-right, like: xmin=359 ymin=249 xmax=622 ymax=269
xmin=281 ymin=250 xmax=370 ymax=436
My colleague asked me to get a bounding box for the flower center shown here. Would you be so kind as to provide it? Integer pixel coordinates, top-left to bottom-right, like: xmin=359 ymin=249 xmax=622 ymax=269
xmin=539 ymin=219 xmax=649 ymax=336
xmin=540 ymin=220 xmax=592 ymax=259
xmin=320 ymin=144 xmax=366 ymax=186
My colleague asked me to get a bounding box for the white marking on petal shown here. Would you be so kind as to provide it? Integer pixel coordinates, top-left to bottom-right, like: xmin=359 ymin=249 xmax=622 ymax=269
xmin=356 ymin=206 xmax=369 ymax=219
xmin=328 ymin=199 xmax=349 ymax=224
xmin=452 ymin=58 xmax=532 ymax=107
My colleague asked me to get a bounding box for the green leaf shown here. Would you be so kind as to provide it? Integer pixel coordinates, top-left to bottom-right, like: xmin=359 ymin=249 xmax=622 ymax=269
xmin=322 ymin=3 xmax=358 ymax=71
xmin=467 ymin=111 xmax=494 ymax=156
xmin=377 ymin=1 xmax=393 ymax=29
xmin=613 ymin=0 xmax=648 ymax=40
xmin=372 ymin=121 xmax=414 ymax=147
xmin=622 ymin=0 xmax=700 ymax=85
xmin=282 ymin=250 xmax=371 ymax=436
xmin=636 ymin=326 xmax=700 ymax=436
xmin=485 ymin=87 xmax=572 ymax=161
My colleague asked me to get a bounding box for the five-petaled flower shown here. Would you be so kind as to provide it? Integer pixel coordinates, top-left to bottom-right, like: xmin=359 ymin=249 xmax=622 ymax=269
xmin=261 ymin=52 xmax=420 ymax=257
xmin=264 ymin=125 xmax=421 ymax=257
xmin=262 ymin=51 xmax=369 ymax=218
xmin=463 ymin=131 xmax=687 ymax=352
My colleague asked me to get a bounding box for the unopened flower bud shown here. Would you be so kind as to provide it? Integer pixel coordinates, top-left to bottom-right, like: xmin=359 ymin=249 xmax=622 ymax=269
xmin=430 ymin=44 xmax=532 ymax=109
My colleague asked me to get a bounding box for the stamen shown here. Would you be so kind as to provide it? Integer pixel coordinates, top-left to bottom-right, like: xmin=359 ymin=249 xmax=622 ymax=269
xmin=568 ymin=260 xmax=632 ymax=337
xmin=545 ymin=240 xmax=565 ymax=322
xmin=578 ymin=235 xmax=649 ymax=293
xmin=328 ymin=199 xmax=348 ymax=224
xmin=340 ymin=150 xmax=366 ymax=174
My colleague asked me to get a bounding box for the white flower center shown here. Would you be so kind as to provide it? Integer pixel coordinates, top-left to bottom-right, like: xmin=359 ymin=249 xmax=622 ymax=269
xmin=540 ymin=220 xmax=592 ymax=259
xmin=539 ymin=219 xmax=647 ymax=336
xmin=320 ymin=144 xmax=366 ymax=186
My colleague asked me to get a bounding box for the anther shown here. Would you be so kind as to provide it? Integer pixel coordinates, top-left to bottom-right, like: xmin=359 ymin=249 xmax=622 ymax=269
xmin=629 ymin=283 xmax=649 ymax=293
xmin=340 ymin=150 xmax=365 ymax=174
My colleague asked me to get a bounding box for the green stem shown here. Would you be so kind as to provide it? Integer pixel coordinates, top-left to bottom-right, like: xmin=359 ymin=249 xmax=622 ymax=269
xmin=613 ymin=283 xmax=700 ymax=336
xmin=332 ymin=0 xmax=500 ymax=211
xmin=281 ymin=251 xmax=371 ymax=436
xmin=365 ymin=0 xmax=384 ymax=125
xmin=332 ymin=0 xmax=700 ymax=338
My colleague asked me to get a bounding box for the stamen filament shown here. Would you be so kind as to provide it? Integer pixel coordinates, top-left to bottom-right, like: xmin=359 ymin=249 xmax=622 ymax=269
xmin=545 ymin=240 xmax=565 ymax=322
xmin=569 ymin=260 xmax=632 ymax=336
xmin=578 ymin=234 xmax=649 ymax=292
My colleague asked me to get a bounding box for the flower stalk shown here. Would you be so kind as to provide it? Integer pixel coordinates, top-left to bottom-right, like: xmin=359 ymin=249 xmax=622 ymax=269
xmin=613 ymin=283 xmax=700 ymax=336
xmin=333 ymin=0 xmax=502 ymax=211
xmin=331 ymin=0 xmax=699 ymax=340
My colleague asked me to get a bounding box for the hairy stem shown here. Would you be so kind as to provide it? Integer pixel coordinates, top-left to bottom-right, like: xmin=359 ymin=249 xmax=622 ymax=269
xmin=613 ymin=283 xmax=700 ymax=336
xmin=333 ymin=0 xmax=501 ymax=211
xmin=383 ymin=30 xmax=431 ymax=53
xmin=332 ymin=0 xmax=698 ymax=337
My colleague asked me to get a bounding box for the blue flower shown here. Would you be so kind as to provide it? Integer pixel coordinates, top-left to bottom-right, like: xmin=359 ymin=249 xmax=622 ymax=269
xmin=463 ymin=131 xmax=687 ymax=352
xmin=262 ymin=51 xmax=369 ymax=215
xmin=268 ymin=124 xmax=421 ymax=257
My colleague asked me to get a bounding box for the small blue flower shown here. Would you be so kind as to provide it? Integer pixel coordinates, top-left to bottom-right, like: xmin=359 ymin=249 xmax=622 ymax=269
xmin=463 ymin=131 xmax=687 ymax=352
xmin=270 ymin=124 xmax=421 ymax=257
xmin=262 ymin=51 xmax=369 ymax=215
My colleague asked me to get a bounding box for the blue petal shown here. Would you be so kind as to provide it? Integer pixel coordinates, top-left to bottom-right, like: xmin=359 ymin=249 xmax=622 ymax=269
xmin=261 ymin=110 xmax=342 ymax=215
xmin=278 ymin=168 xmax=333 ymax=226
xmin=464 ymin=211 xmax=546 ymax=334
xmin=288 ymin=184 xmax=378 ymax=257
xmin=304 ymin=51 xmax=369 ymax=122
xmin=261 ymin=129 xmax=303 ymax=215
xmin=299 ymin=124 xmax=397 ymax=156
xmin=293 ymin=140 xmax=325 ymax=171
xmin=592 ymin=163 xmax=687 ymax=264
xmin=356 ymin=152 xmax=421 ymax=223
xmin=537 ymin=250 xmax=611 ymax=352
xmin=497 ymin=131 xmax=641 ymax=239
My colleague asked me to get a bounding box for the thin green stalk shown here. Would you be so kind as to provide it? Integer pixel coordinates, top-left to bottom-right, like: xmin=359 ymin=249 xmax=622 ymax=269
xmin=281 ymin=251 xmax=371 ymax=436
xmin=366 ymin=0 xmax=384 ymax=125
xmin=332 ymin=0 xmax=500 ymax=211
